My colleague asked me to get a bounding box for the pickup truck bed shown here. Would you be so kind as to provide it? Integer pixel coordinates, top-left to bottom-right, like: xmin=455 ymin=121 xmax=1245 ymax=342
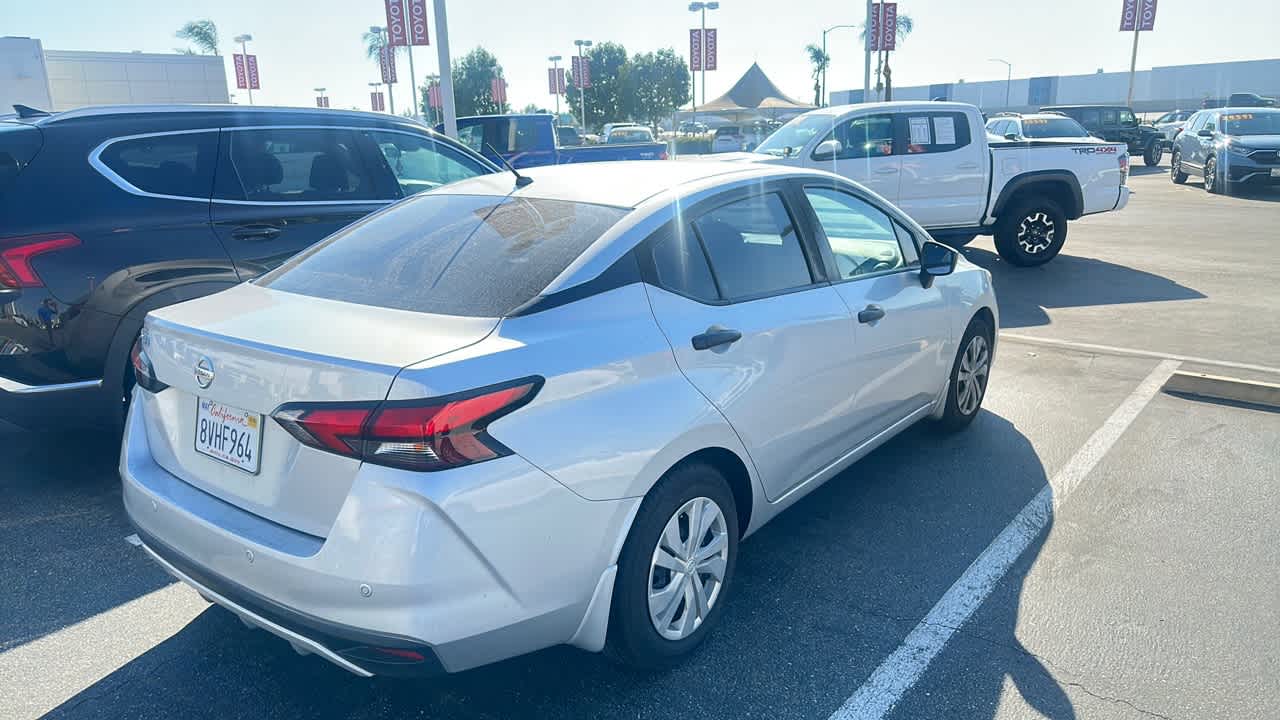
xmin=449 ymin=114 xmax=667 ymax=169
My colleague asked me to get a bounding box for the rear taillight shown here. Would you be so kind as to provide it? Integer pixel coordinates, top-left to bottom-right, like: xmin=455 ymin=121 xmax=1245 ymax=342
xmin=1119 ymin=153 xmax=1129 ymax=185
xmin=273 ymin=377 xmax=543 ymax=472
xmin=130 ymin=332 xmax=169 ymax=394
xmin=0 ymin=234 xmax=80 ymax=289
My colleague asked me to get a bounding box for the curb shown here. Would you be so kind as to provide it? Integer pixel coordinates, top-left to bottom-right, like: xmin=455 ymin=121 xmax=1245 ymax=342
xmin=1162 ymin=371 xmax=1280 ymax=410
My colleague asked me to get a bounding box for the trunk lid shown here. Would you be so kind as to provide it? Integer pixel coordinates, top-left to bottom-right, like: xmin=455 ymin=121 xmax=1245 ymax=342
xmin=139 ymin=282 xmax=497 ymax=537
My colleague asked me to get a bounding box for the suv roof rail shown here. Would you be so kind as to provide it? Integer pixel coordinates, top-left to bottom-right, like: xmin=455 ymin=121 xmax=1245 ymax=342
xmin=38 ymin=103 xmax=426 ymax=127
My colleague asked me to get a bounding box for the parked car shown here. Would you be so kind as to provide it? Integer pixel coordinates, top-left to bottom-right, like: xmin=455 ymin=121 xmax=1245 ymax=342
xmin=123 ymin=159 xmax=996 ymax=677
xmin=740 ymin=101 xmax=1130 ymax=266
xmin=1202 ymin=93 xmax=1278 ymax=109
xmin=1152 ymin=110 xmax=1195 ymax=149
xmin=711 ymin=126 xmax=745 ymax=153
xmin=556 ymin=125 xmax=583 ymax=147
xmin=1170 ymin=107 xmax=1280 ymax=194
xmin=606 ymin=126 xmax=655 ymax=144
xmin=1039 ymin=104 xmax=1165 ymax=165
xmin=450 ymin=114 xmax=667 ymax=168
xmin=0 ymin=104 xmax=494 ymax=433
xmin=678 ymin=121 xmax=709 ymax=134
xmin=985 ymin=113 xmax=1092 ymax=141
xmin=600 ymin=122 xmax=645 ymax=139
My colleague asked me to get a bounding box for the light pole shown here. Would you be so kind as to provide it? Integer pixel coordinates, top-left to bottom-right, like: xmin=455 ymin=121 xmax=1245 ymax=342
xmin=822 ymin=24 xmax=857 ymax=107
xmin=688 ymin=2 xmax=719 ymax=108
xmin=370 ymin=26 xmax=396 ymax=116
xmin=313 ymin=87 xmax=326 ymax=108
xmin=548 ymin=55 xmax=563 ymax=121
xmin=234 ymin=34 xmax=254 ymax=104
xmin=989 ymin=58 xmax=1011 ymax=109
xmin=574 ymin=39 xmax=592 ymax=130
xmin=433 ymin=0 xmax=458 ymax=139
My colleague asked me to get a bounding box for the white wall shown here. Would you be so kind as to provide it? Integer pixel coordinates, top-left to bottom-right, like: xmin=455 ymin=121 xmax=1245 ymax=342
xmin=0 ymin=37 xmax=55 ymax=111
xmin=43 ymin=50 xmax=228 ymax=110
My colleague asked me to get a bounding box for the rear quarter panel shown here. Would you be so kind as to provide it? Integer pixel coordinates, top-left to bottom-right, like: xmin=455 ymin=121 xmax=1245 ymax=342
xmin=989 ymin=142 xmax=1126 ymax=218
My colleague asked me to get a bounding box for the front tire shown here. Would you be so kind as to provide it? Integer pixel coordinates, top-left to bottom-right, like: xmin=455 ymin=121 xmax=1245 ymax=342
xmin=606 ymin=462 xmax=739 ymax=669
xmin=1170 ymin=150 xmax=1188 ymax=184
xmin=1143 ymin=142 xmax=1163 ymax=166
xmin=1204 ymin=156 xmax=1224 ymax=194
xmin=993 ymin=197 xmax=1068 ymax=267
xmin=935 ymin=316 xmax=994 ymax=432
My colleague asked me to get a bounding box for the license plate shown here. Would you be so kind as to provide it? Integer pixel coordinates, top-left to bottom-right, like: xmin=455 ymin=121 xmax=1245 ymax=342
xmin=195 ymin=399 xmax=262 ymax=474
xmin=1271 ymin=168 xmax=1280 ymax=178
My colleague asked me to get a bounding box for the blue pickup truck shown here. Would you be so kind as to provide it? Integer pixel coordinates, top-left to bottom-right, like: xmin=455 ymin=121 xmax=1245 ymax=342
xmin=446 ymin=114 xmax=667 ymax=169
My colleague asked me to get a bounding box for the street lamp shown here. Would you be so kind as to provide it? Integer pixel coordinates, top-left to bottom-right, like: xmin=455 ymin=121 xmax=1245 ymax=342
xmin=688 ymin=2 xmax=719 ymax=108
xmin=821 ymin=24 xmax=858 ymax=107
xmin=370 ymin=26 xmax=396 ymax=115
xmin=234 ymin=34 xmax=254 ymax=104
xmin=548 ymin=55 xmax=563 ymax=121
xmin=574 ymin=39 xmax=592 ymax=130
xmin=989 ymin=58 xmax=1012 ymax=109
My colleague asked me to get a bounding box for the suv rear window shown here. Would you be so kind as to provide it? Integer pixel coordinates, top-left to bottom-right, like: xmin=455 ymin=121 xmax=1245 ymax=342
xmin=260 ymin=194 xmax=629 ymax=317
xmin=98 ymin=131 xmax=218 ymax=199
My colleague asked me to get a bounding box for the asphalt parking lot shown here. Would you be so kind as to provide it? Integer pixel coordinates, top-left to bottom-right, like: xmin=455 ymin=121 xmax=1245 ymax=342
xmin=2 ymin=168 xmax=1278 ymax=720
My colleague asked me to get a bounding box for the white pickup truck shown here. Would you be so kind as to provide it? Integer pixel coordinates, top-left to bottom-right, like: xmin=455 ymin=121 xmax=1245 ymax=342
xmin=730 ymin=101 xmax=1131 ymax=266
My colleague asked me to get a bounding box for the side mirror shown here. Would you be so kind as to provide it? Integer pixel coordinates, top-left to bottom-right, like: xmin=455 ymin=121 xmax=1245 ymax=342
xmin=1197 ymin=128 xmax=1214 ymax=137
xmin=1004 ymin=132 xmax=1020 ymax=141
xmin=920 ymin=241 xmax=958 ymax=289
xmin=812 ymin=139 xmax=843 ymax=161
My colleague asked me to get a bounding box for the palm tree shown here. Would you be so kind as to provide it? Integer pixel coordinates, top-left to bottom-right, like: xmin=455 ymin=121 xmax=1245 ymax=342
xmin=859 ymin=13 xmax=914 ymax=101
xmin=175 ymin=20 xmax=219 ymax=56
xmin=805 ymin=44 xmax=830 ymax=108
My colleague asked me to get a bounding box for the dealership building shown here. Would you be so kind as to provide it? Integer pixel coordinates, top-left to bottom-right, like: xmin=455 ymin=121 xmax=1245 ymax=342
xmin=832 ymin=57 xmax=1280 ymax=114
xmin=2 ymin=36 xmax=229 ymax=112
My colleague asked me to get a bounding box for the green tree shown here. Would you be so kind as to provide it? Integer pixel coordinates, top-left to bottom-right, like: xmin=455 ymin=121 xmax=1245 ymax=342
xmin=521 ymin=103 xmax=552 ymax=114
xmin=624 ymin=48 xmax=690 ymax=131
xmin=175 ymin=20 xmax=219 ymax=55
xmin=804 ymin=44 xmax=830 ymax=107
xmin=859 ymin=13 xmax=914 ymax=100
xmin=570 ymin=42 xmax=628 ymax=131
xmin=452 ymin=47 xmax=508 ymax=116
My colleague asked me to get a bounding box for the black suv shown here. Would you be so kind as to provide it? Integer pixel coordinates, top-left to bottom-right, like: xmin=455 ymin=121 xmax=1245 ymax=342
xmin=0 ymin=104 xmax=494 ymax=432
xmin=1040 ymin=105 xmax=1165 ymax=166
xmin=1171 ymin=107 xmax=1280 ymax=195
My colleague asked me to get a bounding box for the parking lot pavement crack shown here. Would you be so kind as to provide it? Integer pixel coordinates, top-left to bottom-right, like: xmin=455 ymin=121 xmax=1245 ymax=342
xmin=1060 ymin=680 xmax=1179 ymax=720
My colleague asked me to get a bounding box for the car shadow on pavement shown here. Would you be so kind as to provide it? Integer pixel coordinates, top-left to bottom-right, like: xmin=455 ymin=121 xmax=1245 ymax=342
xmin=1187 ymin=180 xmax=1280 ymax=202
xmin=0 ymin=431 xmax=174 ymax=654
xmin=1128 ymin=165 xmax=1167 ymax=177
xmin=961 ymin=247 xmax=1205 ymax=329
xmin=44 ymin=412 xmax=1075 ymax=720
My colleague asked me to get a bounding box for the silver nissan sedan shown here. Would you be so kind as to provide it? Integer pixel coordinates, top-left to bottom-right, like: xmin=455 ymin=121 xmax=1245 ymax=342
xmin=121 ymin=160 xmax=997 ymax=676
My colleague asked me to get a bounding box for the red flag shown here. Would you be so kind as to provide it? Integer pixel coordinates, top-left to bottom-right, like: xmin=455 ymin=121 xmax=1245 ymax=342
xmin=245 ymin=54 xmax=260 ymax=90
xmin=868 ymin=7 xmax=880 ymax=51
xmin=571 ymin=56 xmax=591 ymax=89
xmin=385 ymin=0 xmax=407 ymax=46
xmin=689 ymin=29 xmax=702 ymax=71
xmin=704 ymin=29 xmax=717 ymax=71
xmin=232 ymin=54 xmax=247 ymax=89
xmin=880 ymin=3 xmax=898 ymax=51
xmin=1120 ymin=0 xmax=1138 ymax=30
xmin=407 ymin=0 xmax=429 ymax=45
xmin=379 ymin=46 xmax=397 ymax=84
xmin=548 ymin=67 xmax=558 ymax=95
xmin=1138 ymin=0 xmax=1157 ymax=31
xmin=490 ymin=77 xmax=507 ymax=105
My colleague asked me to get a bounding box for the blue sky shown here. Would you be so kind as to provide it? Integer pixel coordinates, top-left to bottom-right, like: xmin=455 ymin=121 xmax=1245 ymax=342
xmin=9 ymin=0 xmax=1279 ymax=112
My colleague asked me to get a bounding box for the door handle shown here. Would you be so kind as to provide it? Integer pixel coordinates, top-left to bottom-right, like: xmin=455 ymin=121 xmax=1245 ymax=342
xmin=858 ymin=305 xmax=886 ymax=324
xmin=231 ymin=225 xmax=282 ymax=241
xmin=691 ymin=327 xmax=742 ymax=351
xmin=874 ymin=167 xmax=900 ymax=175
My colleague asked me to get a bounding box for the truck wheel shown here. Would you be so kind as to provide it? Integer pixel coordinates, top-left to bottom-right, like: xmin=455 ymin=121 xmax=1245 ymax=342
xmin=993 ymin=198 xmax=1067 ymax=267
xmin=1143 ymin=142 xmax=1163 ymax=166
xmin=1170 ymin=150 xmax=1188 ymax=184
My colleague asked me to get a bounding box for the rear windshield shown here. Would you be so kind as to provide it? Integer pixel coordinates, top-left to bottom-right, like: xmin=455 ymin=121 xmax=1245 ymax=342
xmin=260 ymin=193 xmax=629 ymax=317
xmin=1021 ymin=117 xmax=1091 ymax=138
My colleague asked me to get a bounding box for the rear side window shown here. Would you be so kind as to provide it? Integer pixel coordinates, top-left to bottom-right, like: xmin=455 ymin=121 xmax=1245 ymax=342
xmin=651 ymin=224 xmax=719 ymax=303
xmin=1078 ymin=109 xmax=1101 ymax=129
xmin=260 ymin=194 xmax=629 ymax=317
xmin=363 ymin=130 xmax=486 ymax=198
xmin=903 ymin=112 xmax=972 ymax=154
xmin=98 ymin=131 xmax=218 ymax=199
xmin=224 ymin=128 xmax=376 ymax=202
xmin=693 ymin=193 xmax=812 ymax=300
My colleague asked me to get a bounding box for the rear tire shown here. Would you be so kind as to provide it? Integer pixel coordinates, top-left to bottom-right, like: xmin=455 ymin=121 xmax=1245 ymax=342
xmin=1143 ymin=142 xmax=1163 ymax=166
xmin=993 ymin=197 xmax=1067 ymax=267
xmin=1170 ymin=150 xmax=1188 ymax=184
xmin=934 ymin=315 xmax=994 ymax=432
xmin=606 ymin=462 xmax=739 ymax=670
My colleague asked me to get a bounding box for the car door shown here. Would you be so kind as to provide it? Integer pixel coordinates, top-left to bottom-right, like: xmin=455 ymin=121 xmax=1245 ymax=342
xmin=211 ymin=126 xmax=390 ymax=279
xmin=895 ymin=110 xmax=987 ymax=227
xmin=796 ymin=182 xmax=952 ymax=445
xmin=1178 ymin=112 xmax=1206 ymax=170
xmin=813 ymin=113 xmax=901 ymax=203
xmin=642 ymin=184 xmax=862 ymax=501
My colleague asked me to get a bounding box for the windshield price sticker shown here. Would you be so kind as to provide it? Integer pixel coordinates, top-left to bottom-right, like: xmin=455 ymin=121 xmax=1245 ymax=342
xmin=909 ymin=117 xmax=932 ymax=145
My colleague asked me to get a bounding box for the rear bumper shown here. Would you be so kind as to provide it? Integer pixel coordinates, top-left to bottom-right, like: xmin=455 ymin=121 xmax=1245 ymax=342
xmin=0 ymin=377 xmax=108 ymax=432
xmin=120 ymin=400 xmax=638 ymax=675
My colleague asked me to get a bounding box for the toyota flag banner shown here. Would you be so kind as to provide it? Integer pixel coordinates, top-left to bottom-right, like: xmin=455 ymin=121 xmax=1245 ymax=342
xmin=428 ymin=83 xmax=442 ymax=110
xmin=385 ymin=0 xmax=407 ymax=45
xmin=407 ymin=0 xmax=429 ymax=45
xmin=704 ymin=29 xmax=717 ymax=71
xmin=1121 ymin=0 xmax=1156 ymax=31
xmin=548 ymin=68 xmax=566 ymax=94
xmin=245 ymin=55 xmax=260 ymax=90
xmin=880 ymin=3 xmax=898 ymax=51
xmin=232 ymin=54 xmax=247 ymax=89
xmin=370 ymin=92 xmax=385 ymax=112
xmin=689 ymin=29 xmax=702 ymax=71
xmin=379 ymin=46 xmax=397 ymax=84
xmin=315 ymin=96 xmax=329 ymax=108
xmin=490 ymin=78 xmax=507 ymax=105
xmin=571 ymin=56 xmax=591 ymax=88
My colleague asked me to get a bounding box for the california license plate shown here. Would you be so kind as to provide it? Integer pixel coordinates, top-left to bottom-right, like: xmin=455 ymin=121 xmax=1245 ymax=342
xmin=195 ymin=399 xmax=262 ymax=474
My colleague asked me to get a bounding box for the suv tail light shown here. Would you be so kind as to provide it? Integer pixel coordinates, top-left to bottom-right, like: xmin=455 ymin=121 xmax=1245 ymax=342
xmin=0 ymin=234 xmax=80 ymax=289
xmin=273 ymin=377 xmax=543 ymax=472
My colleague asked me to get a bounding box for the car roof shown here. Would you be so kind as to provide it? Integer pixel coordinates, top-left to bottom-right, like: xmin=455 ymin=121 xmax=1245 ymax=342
xmin=432 ymin=160 xmax=802 ymax=209
xmin=30 ymin=103 xmax=426 ymax=129
xmin=816 ymin=100 xmax=976 ymax=117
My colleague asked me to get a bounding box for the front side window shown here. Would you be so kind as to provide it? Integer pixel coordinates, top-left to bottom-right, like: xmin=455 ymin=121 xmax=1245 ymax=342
xmin=755 ymin=114 xmax=835 ymax=157
xmin=457 ymin=124 xmax=484 ymax=153
xmin=804 ymin=187 xmax=910 ymax=279
xmin=1101 ymin=109 xmax=1119 ymax=126
xmin=364 ymin=130 xmax=486 ymax=198
xmin=1119 ymin=109 xmax=1137 ymax=126
xmin=99 ymin=132 xmax=218 ymax=199
xmin=903 ymin=112 xmax=972 ymax=154
xmin=226 ymin=128 xmax=375 ymax=202
xmin=1204 ymin=114 xmax=1218 ymax=132
xmin=825 ymin=114 xmax=894 ymax=160
xmin=693 ymin=192 xmax=812 ymax=300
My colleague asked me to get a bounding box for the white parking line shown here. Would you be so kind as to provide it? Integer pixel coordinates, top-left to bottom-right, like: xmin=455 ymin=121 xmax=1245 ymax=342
xmin=828 ymin=359 xmax=1180 ymax=720
xmin=1000 ymin=333 xmax=1280 ymax=376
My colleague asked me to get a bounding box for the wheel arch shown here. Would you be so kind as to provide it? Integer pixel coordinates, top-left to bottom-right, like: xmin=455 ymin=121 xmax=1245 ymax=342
xmin=993 ymin=171 xmax=1084 ymax=220
xmin=665 ymin=447 xmax=755 ymax=540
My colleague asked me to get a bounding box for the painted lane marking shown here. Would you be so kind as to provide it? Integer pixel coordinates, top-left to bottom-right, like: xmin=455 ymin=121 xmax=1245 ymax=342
xmin=1000 ymin=333 xmax=1280 ymax=376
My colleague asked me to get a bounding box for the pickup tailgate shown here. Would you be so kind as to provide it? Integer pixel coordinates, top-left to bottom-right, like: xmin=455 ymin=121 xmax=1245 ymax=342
xmin=557 ymin=142 xmax=667 ymax=163
xmin=989 ymin=139 xmax=1129 ymax=218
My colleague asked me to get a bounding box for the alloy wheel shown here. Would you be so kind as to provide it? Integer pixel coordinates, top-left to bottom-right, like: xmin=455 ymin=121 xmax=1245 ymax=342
xmin=1204 ymin=158 xmax=1217 ymax=192
xmin=956 ymin=335 xmax=990 ymax=416
xmin=647 ymin=496 xmax=729 ymax=641
xmin=1017 ymin=211 xmax=1056 ymax=255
